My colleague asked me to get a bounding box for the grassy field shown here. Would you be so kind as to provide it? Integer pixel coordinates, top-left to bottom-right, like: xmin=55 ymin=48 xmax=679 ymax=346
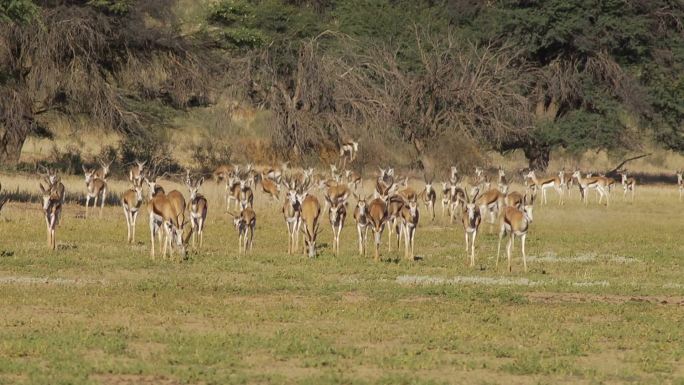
xmin=0 ymin=174 xmax=683 ymax=385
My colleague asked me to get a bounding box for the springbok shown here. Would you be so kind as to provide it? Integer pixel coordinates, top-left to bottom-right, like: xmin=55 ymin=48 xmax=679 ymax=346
xmin=300 ymin=194 xmax=321 ymax=258
xmin=122 ymin=178 xmax=144 ymax=243
xmin=257 ymin=173 xmax=280 ymax=202
xmin=386 ymin=194 xmax=405 ymax=252
xmin=419 ymin=176 xmax=436 ymax=221
xmin=573 ymin=171 xmax=609 ymax=206
xmin=147 ymin=187 xmax=188 ymax=260
xmin=95 ymin=158 xmax=113 ymax=180
xmin=40 ymin=167 xmax=65 ymax=203
xmin=497 ymin=194 xmax=534 ymax=272
xmin=230 ymin=201 xmax=256 ymax=255
xmin=40 ymin=183 xmax=62 ymax=250
xmin=460 ymin=188 xmax=481 ymax=267
xmin=352 ymin=193 xmax=372 ymax=256
xmin=525 ymin=170 xmax=563 ymax=205
xmin=282 ymin=178 xmax=302 ymax=254
xmin=238 ymin=176 xmax=254 ymax=209
xmin=475 ymin=186 xmax=506 ymax=231
xmin=325 ymin=193 xmax=348 ymax=256
xmin=368 ymin=197 xmax=388 ymax=261
xmin=186 ymin=176 xmax=208 ymax=249
xmin=619 ymin=171 xmax=636 ymax=201
xmin=339 ymin=140 xmax=359 ymax=168
xmin=504 ymin=190 xmax=524 ymax=210
xmin=400 ymin=198 xmax=419 ymax=261
xmin=129 ymin=160 xmax=146 ymax=186
xmin=83 ymin=166 xmax=107 ymax=218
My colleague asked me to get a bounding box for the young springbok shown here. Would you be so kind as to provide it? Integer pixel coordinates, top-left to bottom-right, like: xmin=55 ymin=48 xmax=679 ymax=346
xmin=400 ymin=198 xmax=419 ymax=261
xmin=352 ymin=193 xmax=372 ymax=256
xmin=282 ymin=178 xmax=302 ymax=254
xmin=186 ymin=176 xmax=208 ymax=249
xmin=83 ymin=166 xmax=107 ymax=218
xmin=40 ymin=183 xmax=62 ymax=251
xmin=497 ymin=195 xmax=535 ymax=272
xmin=619 ymin=171 xmax=636 ymax=202
xmin=368 ymin=197 xmax=388 ymax=261
xmin=230 ymin=201 xmax=256 ymax=255
xmin=325 ymin=193 xmax=348 ymax=256
xmin=300 ymin=194 xmax=321 ymax=258
xmin=122 ymin=178 xmax=144 ymax=243
xmin=460 ymin=188 xmax=481 ymax=267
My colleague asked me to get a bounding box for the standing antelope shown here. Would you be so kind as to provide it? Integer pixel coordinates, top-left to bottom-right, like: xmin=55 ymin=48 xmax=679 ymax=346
xmin=449 ymin=166 xmax=459 ymax=184
xmin=300 ymin=194 xmax=321 ymax=258
xmin=386 ymin=194 xmax=405 ymax=252
xmin=400 ymin=198 xmax=419 ymax=261
xmin=497 ymin=195 xmax=534 ymax=272
xmin=525 ymin=170 xmax=563 ymax=205
xmin=441 ymin=182 xmax=452 ymax=218
xmin=619 ymin=171 xmax=636 ymax=201
xmin=353 ymin=193 xmax=372 ymax=256
xmin=129 ymin=160 xmax=146 ymax=186
xmin=368 ymin=197 xmax=388 ymax=261
xmin=40 ymin=167 xmax=65 ymax=203
xmin=282 ymin=179 xmax=301 ymax=254
xmin=226 ymin=173 xmax=241 ymax=211
xmin=339 ymin=140 xmax=359 ymax=169
xmin=475 ymin=187 xmax=506 ymax=231
xmin=83 ymin=166 xmax=107 ymax=218
xmin=95 ymin=158 xmax=113 ymax=180
xmin=40 ymin=183 xmax=62 ymax=251
xmin=573 ymin=171 xmax=609 ymax=206
xmin=497 ymin=167 xmax=508 ymax=190
xmin=504 ymin=190 xmax=524 ymax=210
xmin=230 ymin=201 xmax=256 ymax=255
xmin=239 ymin=177 xmax=254 ymax=209
xmin=420 ymin=176 xmax=436 ymax=221
xmin=460 ymin=188 xmax=481 ymax=267
xmin=186 ymin=176 xmax=208 ymax=249
xmin=122 ymin=178 xmax=144 ymax=244
xmin=325 ymin=193 xmax=348 ymax=256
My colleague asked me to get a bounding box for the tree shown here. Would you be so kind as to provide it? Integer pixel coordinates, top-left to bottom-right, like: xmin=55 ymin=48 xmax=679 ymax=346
xmin=0 ymin=1 xmax=210 ymax=164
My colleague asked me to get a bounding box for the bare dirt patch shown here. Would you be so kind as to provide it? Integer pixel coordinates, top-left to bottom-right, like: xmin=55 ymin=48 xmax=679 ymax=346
xmin=527 ymin=292 xmax=684 ymax=306
xmin=90 ymin=374 xmax=179 ymax=385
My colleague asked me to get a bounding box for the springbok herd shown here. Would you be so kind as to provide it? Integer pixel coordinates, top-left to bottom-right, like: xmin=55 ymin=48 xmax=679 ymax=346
xmin=13 ymin=156 xmax=683 ymax=273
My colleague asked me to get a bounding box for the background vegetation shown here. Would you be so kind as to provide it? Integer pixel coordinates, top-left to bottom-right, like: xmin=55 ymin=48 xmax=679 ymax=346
xmin=1 ymin=0 xmax=682 ymax=172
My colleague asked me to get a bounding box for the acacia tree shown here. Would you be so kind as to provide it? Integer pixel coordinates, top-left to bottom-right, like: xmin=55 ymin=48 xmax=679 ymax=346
xmin=0 ymin=1 xmax=209 ymax=164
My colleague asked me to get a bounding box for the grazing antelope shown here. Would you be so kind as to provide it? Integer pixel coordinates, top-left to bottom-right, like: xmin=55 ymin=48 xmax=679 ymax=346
xmin=129 ymin=160 xmax=146 ymax=186
xmin=400 ymin=198 xmax=419 ymax=261
xmin=460 ymin=188 xmax=481 ymax=267
xmin=619 ymin=171 xmax=636 ymax=201
xmin=325 ymin=193 xmax=348 ymax=256
xmin=282 ymin=178 xmax=301 ymax=254
xmin=257 ymin=173 xmax=280 ymax=202
xmin=677 ymin=171 xmax=683 ymax=201
xmin=147 ymin=187 xmax=187 ymax=259
xmin=504 ymin=190 xmax=524 ymax=210
xmin=186 ymin=176 xmax=208 ymax=249
xmin=525 ymin=171 xmax=563 ymax=205
xmin=368 ymin=197 xmax=388 ymax=261
xmin=497 ymin=195 xmax=534 ymax=272
xmin=83 ymin=166 xmax=107 ymax=218
xmin=475 ymin=187 xmax=506 ymax=231
xmin=573 ymin=171 xmax=609 ymax=206
xmin=122 ymin=178 xmax=144 ymax=244
xmin=353 ymin=193 xmax=372 ymax=256
xmin=230 ymin=201 xmax=256 ymax=255
xmin=95 ymin=158 xmax=113 ymax=180
xmin=419 ymin=176 xmax=436 ymax=221
xmin=39 ymin=183 xmax=62 ymax=250
xmin=300 ymin=194 xmax=321 ymax=258
xmin=386 ymin=194 xmax=405 ymax=252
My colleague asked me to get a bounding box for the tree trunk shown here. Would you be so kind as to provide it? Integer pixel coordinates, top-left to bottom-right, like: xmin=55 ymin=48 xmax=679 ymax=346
xmin=0 ymin=124 xmax=29 ymax=164
xmin=524 ymin=143 xmax=550 ymax=171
